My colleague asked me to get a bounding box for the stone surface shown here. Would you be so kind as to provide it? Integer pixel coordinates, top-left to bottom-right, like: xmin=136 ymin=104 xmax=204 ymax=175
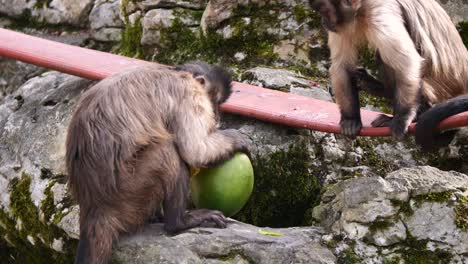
xmin=114 ymin=221 xmax=336 ymax=264
xmin=436 ymin=0 xmax=468 ymax=23
xmin=241 ymin=67 xmax=332 ymax=103
xmin=313 ymin=166 xmax=468 ymax=262
xmin=41 ymin=0 xmax=95 ymax=26
xmin=135 ymin=0 xmax=207 ymax=10
xmin=141 ymin=8 xmax=200 ymax=45
xmin=89 ymin=0 xmax=123 ymax=30
xmin=0 ymin=0 xmax=36 ymax=17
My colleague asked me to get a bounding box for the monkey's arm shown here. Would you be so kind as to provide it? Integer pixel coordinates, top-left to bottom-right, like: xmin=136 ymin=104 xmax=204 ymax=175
xmin=367 ymin=15 xmax=422 ymax=139
xmin=328 ymin=33 xmax=361 ymax=138
xmin=173 ymin=105 xmax=250 ymax=168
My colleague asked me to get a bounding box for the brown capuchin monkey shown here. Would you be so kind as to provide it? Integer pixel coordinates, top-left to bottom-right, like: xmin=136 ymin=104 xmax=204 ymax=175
xmin=66 ymin=61 xmax=251 ymax=264
xmin=309 ymin=0 xmax=468 ymax=150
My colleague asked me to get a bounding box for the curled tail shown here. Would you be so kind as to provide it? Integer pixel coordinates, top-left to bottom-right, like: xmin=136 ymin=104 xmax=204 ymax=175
xmin=75 ymin=213 xmax=116 ymax=264
xmin=415 ymin=94 xmax=468 ymax=151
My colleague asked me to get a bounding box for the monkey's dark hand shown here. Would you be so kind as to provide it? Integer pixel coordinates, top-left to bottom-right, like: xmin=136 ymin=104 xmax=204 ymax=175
xmin=221 ymin=129 xmax=253 ymax=159
xmin=340 ymin=117 xmax=362 ymax=139
xmin=187 ymin=209 xmax=227 ymax=229
xmin=371 ymin=114 xmax=393 ymax=127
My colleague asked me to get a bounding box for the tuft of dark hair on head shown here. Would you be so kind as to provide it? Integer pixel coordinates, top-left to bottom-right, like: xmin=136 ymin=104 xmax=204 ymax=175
xmin=175 ymin=61 xmax=233 ymax=103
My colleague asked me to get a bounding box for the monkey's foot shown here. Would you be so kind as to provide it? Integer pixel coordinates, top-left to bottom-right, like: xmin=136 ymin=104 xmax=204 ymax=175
xmin=186 ymin=209 xmax=227 ymax=229
xmin=371 ymin=114 xmax=393 ymax=127
xmin=390 ymin=118 xmax=409 ymax=141
xmin=340 ymin=118 xmax=362 ymax=139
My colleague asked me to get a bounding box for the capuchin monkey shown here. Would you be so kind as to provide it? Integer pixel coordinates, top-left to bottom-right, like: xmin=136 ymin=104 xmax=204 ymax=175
xmin=66 ymin=61 xmax=251 ymax=264
xmin=310 ymin=0 xmax=468 ymax=150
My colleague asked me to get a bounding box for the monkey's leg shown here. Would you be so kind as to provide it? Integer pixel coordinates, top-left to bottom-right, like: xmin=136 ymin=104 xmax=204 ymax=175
xmin=332 ymin=65 xmax=362 ymax=138
xmin=368 ymin=24 xmax=422 ymax=140
xmin=163 ymin=161 xmax=227 ymax=234
xmin=328 ymin=33 xmax=362 ymax=138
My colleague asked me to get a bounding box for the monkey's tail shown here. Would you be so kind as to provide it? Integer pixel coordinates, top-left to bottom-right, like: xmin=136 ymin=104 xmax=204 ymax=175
xmin=75 ymin=214 xmax=117 ymax=264
xmin=415 ymin=94 xmax=468 ymax=151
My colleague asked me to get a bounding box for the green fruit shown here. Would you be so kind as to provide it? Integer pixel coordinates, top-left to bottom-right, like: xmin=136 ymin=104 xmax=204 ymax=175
xmin=190 ymin=153 xmax=254 ymax=217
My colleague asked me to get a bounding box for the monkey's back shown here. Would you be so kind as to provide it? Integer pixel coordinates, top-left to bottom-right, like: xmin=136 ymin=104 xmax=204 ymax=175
xmin=65 ymin=66 xmax=196 ymax=205
xmin=396 ymin=0 xmax=468 ymax=101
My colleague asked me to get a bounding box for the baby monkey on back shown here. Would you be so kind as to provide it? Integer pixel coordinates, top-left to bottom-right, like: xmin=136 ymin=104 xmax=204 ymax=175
xmin=66 ymin=62 xmax=251 ymax=264
xmin=311 ymin=0 xmax=468 ymax=150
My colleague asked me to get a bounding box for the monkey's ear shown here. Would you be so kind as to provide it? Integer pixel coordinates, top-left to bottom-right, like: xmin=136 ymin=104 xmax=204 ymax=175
xmin=195 ymin=76 xmax=206 ymax=86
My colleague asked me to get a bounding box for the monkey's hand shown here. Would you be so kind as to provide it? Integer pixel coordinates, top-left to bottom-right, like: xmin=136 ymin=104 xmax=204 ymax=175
xmin=187 ymin=209 xmax=227 ymax=229
xmin=340 ymin=117 xmax=362 ymax=139
xmin=220 ymin=129 xmax=253 ymax=159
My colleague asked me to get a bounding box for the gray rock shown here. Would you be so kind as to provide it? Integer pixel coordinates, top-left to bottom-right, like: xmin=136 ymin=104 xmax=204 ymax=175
xmin=41 ymin=0 xmax=95 ymax=26
xmin=386 ymin=166 xmax=468 ymax=195
xmin=241 ymin=67 xmax=318 ymax=91
xmin=313 ymin=166 xmax=468 ymax=261
xmin=142 ymin=8 xmax=199 ymax=45
xmin=0 ymin=0 xmax=36 ymax=17
xmin=405 ymin=201 xmax=468 ymax=254
xmin=0 ymin=60 xmax=47 ymax=101
xmin=92 ymin=28 xmax=122 ymax=42
xmin=368 ymin=219 xmax=407 ymax=247
xmin=436 ymin=0 xmax=468 ymax=23
xmin=114 ymin=221 xmax=336 ymax=264
xmin=89 ymin=0 xmax=123 ymax=30
xmin=135 ymin=0 xmax=207 ymax=10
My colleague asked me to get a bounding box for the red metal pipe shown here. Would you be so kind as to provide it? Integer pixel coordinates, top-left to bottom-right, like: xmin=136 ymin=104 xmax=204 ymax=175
xmin=0 ymin=28 xmax=466 ymax=136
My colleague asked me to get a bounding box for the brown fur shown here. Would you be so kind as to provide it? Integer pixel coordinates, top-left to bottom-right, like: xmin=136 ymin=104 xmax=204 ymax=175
xmin=66 ymin=63 xmax=250 ymax=264
xmin=310 ymin=0 xmax=468 ymax=140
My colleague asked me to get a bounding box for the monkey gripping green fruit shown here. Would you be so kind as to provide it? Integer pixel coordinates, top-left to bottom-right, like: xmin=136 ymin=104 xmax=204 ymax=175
xmin=190 ymin=153 xmax=254 ymax=217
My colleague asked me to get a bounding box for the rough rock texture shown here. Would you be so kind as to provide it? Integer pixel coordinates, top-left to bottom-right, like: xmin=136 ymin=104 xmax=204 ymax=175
xmin=89 ymin=0 xmax=123 ymax=41
xmin=114 ymin=221 xmax=336 ymax=264
xmin=437 ymin=0 xmax=468 ymax=23
xmin=241 ymin=67 xmax=332 ymax=101
xmin=313 ymin=166 xmax=468 ymax=263
xmin=39 ymin=0 xmax=95 ymax=26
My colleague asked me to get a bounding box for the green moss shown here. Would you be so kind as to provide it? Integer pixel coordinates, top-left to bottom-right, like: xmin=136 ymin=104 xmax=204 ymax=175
xmin=40 ymin=181 xmax=56 ymax=222
xmin=292 ymin=5 xmax=315 ymax=24
xmin=413 ymin=191 xmax=453 ymax=206
xmin=454 ymin=195 xmax=467 ymax=231
xmin=154 ymin=18 xmax=200 ymax=64
xmin=34 ymin=0 xmax=52 ymax=9
xmin=152 ymin=4 xmax=280 ymax=66
xmin=353 ymin=137 xmax=398 ymax=176
xmin=390 ymin=199 xmax=414 ymax=217
xmin=207 ymin=249 xmax=254 ymax=263
xmin=456 ymin=21 xmax=468 ymax=48
xmin=0 ymin=173 xmax=77 ymax=263
xmin=337 ymin=247 xmax=361 ymax=264
xmin=368 ymin=218 xmax=393 ymax=234
xmin=383 ymin=256 xmax=401 ymax=264
xmin=234 ymin=140 xmax=321 ymax=227
xmin=119 ymin=15 xmax=144 ymax=58
xmin=397 ymin=233 xmax=452 ymax=264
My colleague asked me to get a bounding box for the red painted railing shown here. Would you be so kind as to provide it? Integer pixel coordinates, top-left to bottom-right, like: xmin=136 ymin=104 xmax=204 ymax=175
xmin=1 ymin=28 xmax=466 ymax=136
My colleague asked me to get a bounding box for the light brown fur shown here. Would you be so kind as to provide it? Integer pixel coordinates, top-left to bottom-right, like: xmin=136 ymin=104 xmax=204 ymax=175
xmin=66 ymin=63 xmax=250 ymax=264
xmin=311 ymin=0 xmax=468 ymax=139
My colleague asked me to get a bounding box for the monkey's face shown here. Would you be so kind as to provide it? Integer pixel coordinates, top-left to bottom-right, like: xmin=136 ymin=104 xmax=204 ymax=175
xmin=195 ymin=76 xmax=231 ymax=124
xmin=310 ymin=0 xmax=360 ymax=32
